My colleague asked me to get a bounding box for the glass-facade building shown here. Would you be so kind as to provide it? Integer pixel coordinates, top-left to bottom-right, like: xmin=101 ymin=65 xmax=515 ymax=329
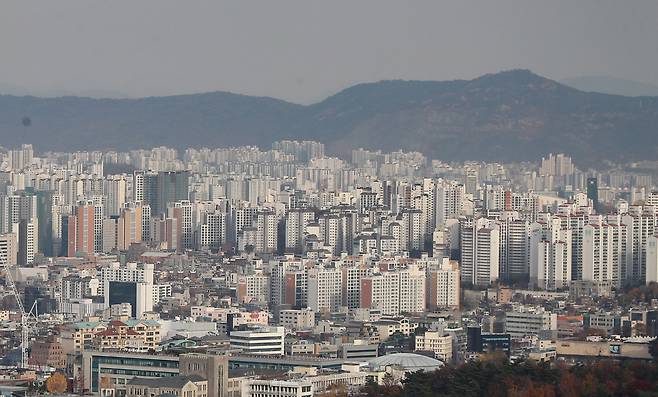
xmin=83 ymin=351 xmax=180 ymax=394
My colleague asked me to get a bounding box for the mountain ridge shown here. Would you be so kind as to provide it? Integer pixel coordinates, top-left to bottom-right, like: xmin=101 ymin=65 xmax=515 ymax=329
xmin=561 ymin=75 xmax=658 ymax=97
xmin=1 ymin=69 xmax=657 ymax=165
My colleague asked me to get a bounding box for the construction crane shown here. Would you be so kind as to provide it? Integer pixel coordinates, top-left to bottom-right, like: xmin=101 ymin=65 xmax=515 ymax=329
xmin=1 ymin=256 xmax=37 ymax=369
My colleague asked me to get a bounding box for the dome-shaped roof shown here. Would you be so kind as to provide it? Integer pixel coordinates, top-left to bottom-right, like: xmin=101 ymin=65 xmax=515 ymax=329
xmin=367 ymin=353 xmax=444 ymax=372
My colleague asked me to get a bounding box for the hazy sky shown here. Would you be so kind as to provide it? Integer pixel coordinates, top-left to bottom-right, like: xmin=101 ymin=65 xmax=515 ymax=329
xmin=1 ymin=0 xmax=657 ymax=103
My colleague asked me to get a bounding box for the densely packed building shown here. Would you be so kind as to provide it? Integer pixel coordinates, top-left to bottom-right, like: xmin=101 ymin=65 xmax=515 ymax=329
xmin=1 ymin=142 xmax=658 ymax=395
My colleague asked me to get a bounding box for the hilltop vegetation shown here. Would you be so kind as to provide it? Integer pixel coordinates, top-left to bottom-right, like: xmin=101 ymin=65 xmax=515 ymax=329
xmin=357 ymin=358 xmax=658 ymax=397
xmin=2 ymin=70 xmax=658 ymax=164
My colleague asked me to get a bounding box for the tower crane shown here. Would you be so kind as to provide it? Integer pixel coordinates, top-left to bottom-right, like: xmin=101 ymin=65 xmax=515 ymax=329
xmin=1 ymin=256 xmax=37 ymax=369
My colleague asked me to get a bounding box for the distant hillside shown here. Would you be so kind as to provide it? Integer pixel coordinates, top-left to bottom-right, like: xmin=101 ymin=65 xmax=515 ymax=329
xmin=1 ymin=69 xmax=658 ymax=164
xmin=561 ymin=75 xmax=658 ymax=97
xmin=0 ymin=92 xmax=303 ymax=151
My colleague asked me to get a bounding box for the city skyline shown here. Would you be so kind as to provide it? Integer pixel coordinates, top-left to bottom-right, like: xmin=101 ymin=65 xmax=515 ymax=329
xmin=1 ymin=140 xmax=658 ymax=394
xmin=1 ymin=2 xmax=657 ymax=395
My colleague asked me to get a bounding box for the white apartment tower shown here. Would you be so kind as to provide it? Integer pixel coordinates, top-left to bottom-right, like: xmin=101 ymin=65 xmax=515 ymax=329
xmin=529 ymin=218 xmax=572 ymax=290
xmin=498 ymin=214 xmax=530 ymax=282
xmin=645 ymin=235 xmax=658 ymax=285
xmin=435 ymin=180 xmax=465 ymax=228
xmin=104 ymin=175 xmax=127 ymax=217
xmin=285 ymin=208 xmax=315 ymax=253
xmin=307 ymin=267 xmax=343 ymax=313
xmin=427 ymin=258 xmax=460 ymax=309
xmin=360 ymin=271 xmax=401 ymax=316
xmin=622 ymin=207 xmax=658 ymax=284
xmin=360 ymin=267 xmax=425 ymax=316
xmin=460 ymin=217 xmax=500 ymax=286
xmin=398 ymin=267 xmax=426 ymax=314
xmin=168 ymin=200 xmax=194 ymax=250
xmin=582 ymin=222 xmax=629 ymax=288
xmin=197 ymin=211 xmax=226 ymax=251
xmin=254 ymin=210 xmax=278 ymax=254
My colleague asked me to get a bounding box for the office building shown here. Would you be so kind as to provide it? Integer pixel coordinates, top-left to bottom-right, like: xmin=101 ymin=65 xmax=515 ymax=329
xmin=126 ymin=375 xmax=208 ymax=397
xmin=242 ymin=379 xmax=313 ymax=397
xmin=139 ymin=170 xmax=190 ymax=216
xmin=414 ymin=331 xmax=453 ymax=362
xmin=505 ymin=310 xmax=557 ymax=339
xmin=229 ymin=326 xmax=285 ymax=355
xmin=81 ymin=351 xmax=227 ymax=396
xmin=99 ymin=262 xmax=155 ymax=317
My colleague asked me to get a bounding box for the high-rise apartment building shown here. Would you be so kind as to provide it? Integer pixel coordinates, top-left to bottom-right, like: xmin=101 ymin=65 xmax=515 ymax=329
xmin=360 ymin=267 xmax=425 ymax=316
xmin=435 ymin=181 xmax=465 ymax=228
xmin=272 ymin=140 xmax=325 ymax=162
xmin=341 ymin=265 xmax=372 ymax=309
xmin=72 ymin=200 xmax=98 ymax=255
xmin=645 ymin=235 xmax=658 ymax=285
xmin=168 ymin=200 xmax=193 ymax=251
xmin=197 ymin=211 xmax=226 ymax=251
xmin=307 ymin=267 xmax=342 ymax=313
xmin=229 ymin=207 xmax=258 ymax=246
xmin=285 ymin=208 xmax=315 ymax=253
xmin=237 ymin=273 xmax=270 ymax=304
xmin=104 ymin=175 xmax=127 ymax=217
xmin=118 ymin=202 xmax=143 ymax=251
xmin=582 ymin=222 xmax=629 ymax=288
xmin=137 ymin=171 xmax=189 ymax=216
xmin=499 ymin=215 xmax=530 ymax=283
xmin=9 ymin=144 xmax=34 ymax=171
xmin=622 ymin=207 xmax=658 ymax=285
xmin=460 ymin=217 xmax=500 ymax=286
xmin=398 ymin=267 xmax=427 ymax=314
xmin=427 ymin=258 xmax=460 ymax=309
xmin=16 ymin=218 xmax=38 ymax=265
xmin=360 ymin=271 xmax=400 ymax=316
xmin=529 ymin=218 xmax=572 ymax=290
xmin=587 ymin=177 xmax=599 ymax=213
xmin=0 ymin=233 xmax=18 ymax=266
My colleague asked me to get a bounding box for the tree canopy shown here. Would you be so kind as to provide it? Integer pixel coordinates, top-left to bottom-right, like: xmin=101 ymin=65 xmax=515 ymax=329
xmin=359 ymin=358 xmax=658 ymax=397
